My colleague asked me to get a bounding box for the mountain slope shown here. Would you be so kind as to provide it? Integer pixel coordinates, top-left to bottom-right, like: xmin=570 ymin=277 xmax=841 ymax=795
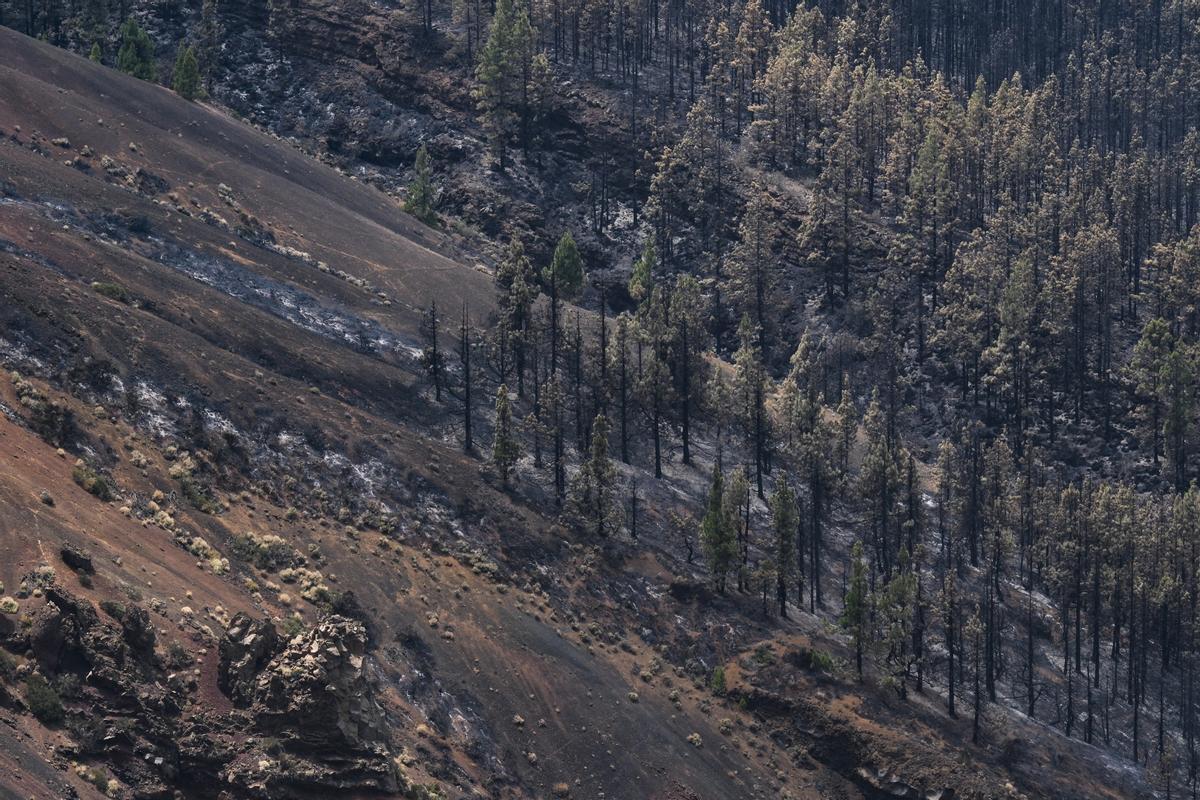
xmin=0 ymin=29 xmax=823 ymax=800
xmin=0 ymin=25 xmax=1164 ymax=800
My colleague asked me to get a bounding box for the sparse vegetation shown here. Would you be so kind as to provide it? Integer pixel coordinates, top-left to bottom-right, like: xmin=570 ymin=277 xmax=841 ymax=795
xmin=99 ymin=600 xmax=126 ymax=620
xmin=232 ymin=531 xmax=297 ymax=571
xmin=72 ymin=462 xmax=115 ymax=501
xmin=12 ymin=373 xmax=78 ymax=448
xmin=709 ymin=666 xmax=726 ymax=696
xmin=165 ymin=641 xmax=192 ymax=669
xmin=24 ymin=675 xmax=65 ymax=725
xmin=280 ymin=615 xmax=305 ymax=639
xmin=179 ymin=476 xmax=219 ymax=513
xmin=91 ymin=281 xmax=130 ymax=303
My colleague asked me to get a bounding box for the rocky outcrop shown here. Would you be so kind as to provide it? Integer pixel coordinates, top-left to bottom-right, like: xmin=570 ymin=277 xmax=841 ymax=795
xmin=216 ymin=614 xmax=400 ymax=794
xmin=251 ymin=616 xmax=388 ymax=751
xmin=28 ymin=587 xmax=170 ymax=707
xmin=29 ymin=585 xmax=102 ymax=674
xmin=118 ymin=603 xmax=157 ymax=658
xmin=218 ymin=612 xmax=280 ymax=707
xmin=59 ymin=544 xmax=94 ymax=574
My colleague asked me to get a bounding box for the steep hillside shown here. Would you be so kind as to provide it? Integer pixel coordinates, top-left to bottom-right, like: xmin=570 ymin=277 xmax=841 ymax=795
xmin=0 ymin=29 xmax=792 ymax=800
xmin=0 ymin=20 xmax=1175 ymax=800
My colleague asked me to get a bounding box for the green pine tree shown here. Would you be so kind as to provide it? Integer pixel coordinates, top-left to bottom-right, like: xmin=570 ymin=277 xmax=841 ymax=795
xmin=569 ymin=413 xmax=621 ymax=537
xmin=629 ymin=238 xmax=655 ymax=303
xmin=473 ymin=0 xmax=532 ymax=171
xmin=492 ymin=384 xmax=520 ymax=487
xmin=172 ymin=45 xmax=201 ymax=100
xmin=842 ymin=540 xmax=871 ymax=680
xmin=701 ymin=465 xmax=737 ymax=593
xmin=89 ymin=42 xmax=103 ymax=63
xmin=879 ymin=546 xmax=919 ymax=697
xmin=546 ymin=231 xmax=585 ymax=301
xmin=117 ymin=18 xmax=156 ymax=81
xmin=770 ymin=480 xmax=798 ymax=617
xmin=404 ymin=144 xmax=437 ymax=225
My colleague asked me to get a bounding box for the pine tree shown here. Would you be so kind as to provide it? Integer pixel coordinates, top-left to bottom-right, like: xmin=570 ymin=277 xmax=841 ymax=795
xmin=770 ymin=480 xmax=798 ymax=617
xmin=172 ymin=44 xmax=201 ymax=100
xmin=460 ymin=303 xmax=475 ymax=453
xmin=727 ymin=186 xmax=778 ymax=356
xmin=645 ymin=96 xmax=735 ymax=261
xmin=199 ymin=0 xmax=221 ymax=92
xmin=420 ymin=299 xmax=445 ymax=401
xmin=474 ymin=0 xmax=534 ymax=171
xmin=749 ymin=5 xmax=826 ymax=171
xmin=89 ymin=42 xmax=102 ymax=62
xmin=859 ymin=390 xmax=900 ymax=577
xmin=733 ymin=315 xmax=768 ymax=498
xmin=701 ymin=465 xmax=737 ymax=593
xmin=1162 ymin=344 xmax=1196 ymax=490
xmin=544 ymin=231 xmax=584 ymax=375
xmin=404 ymin=144 xmax=437 ymax=225
xmin=635 ymin=287 xmax=675 ymax=479
xmin=546 ymin=376 xmax=566 ymax=505
xmin=835 ymin=383 xmax=856 ymax=477
xmin=942 ymin=569 xmax=959 ymax=717
xmin=496 ymin=238 xmax=538 ymax=396
xmin=669 ymin=275 xmax=709 ymax=465
xmin=570 ymin=413 xmax=621 ymax=537
xmin=525 ymin=53 xmax=553 ymax=163
xmin=797 ymin=412 xmax=833 ymax=611
xmin=800 ymin=80 xmax=865 ymax=303
xmin=731 ymin=0 xmax=771 ymax=132
xmin=117 ymin=18 xmax=155 ymax=81
xmin=629 ymin=237 xmax=655 ymax=304
xmin=546 ymin=231 xmax=585 ymax=301
xmin=967 ymin=605 xmax=985 ymax=743
xmin=900 ymin=119 xmax=959 ymax=363
xmin=609 ymin=312 xmax=632 ymax=464
xmin=843 ymin=540 xmax=871 ymax=680
xmin=492 ymin=384 xmax=520 ymax=487
xmin=1129 ymin=319 xmax=1172 ymax=467
xmin=880 ymin=546 xmax=918 ymax=698
xmin=725 ymin=465 xmax=752 ymax=592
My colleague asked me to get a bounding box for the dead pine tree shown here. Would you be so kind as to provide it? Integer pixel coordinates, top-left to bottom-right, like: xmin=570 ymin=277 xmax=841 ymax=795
xmin=460 ymin=301 xmax=474 ymax=453
xmin=420 ymin=298 xmax=445 ymax=401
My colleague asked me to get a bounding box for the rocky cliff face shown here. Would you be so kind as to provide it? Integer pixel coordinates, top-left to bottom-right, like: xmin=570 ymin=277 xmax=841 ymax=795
xmin=248 ymin=617 xmax=389 ymax=752
xmin=219 ymin=613 xmax=279 ymax=707
xmin=216 ymin=614 xmax=402 ymax=796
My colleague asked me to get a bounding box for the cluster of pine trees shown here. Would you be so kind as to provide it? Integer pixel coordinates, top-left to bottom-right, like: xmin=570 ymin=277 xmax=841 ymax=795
xmin=3 ymin=3 xmax=215 ymax=101
xmin=453 ymin=0 xmax=1200 ymax=791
